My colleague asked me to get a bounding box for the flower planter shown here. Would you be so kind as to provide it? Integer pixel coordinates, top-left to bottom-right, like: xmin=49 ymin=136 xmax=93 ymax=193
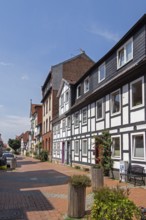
xmin=91 ymin=167 xmax=104 ymax=191
xmin=68 ymin=183 xmax=86 ymax=218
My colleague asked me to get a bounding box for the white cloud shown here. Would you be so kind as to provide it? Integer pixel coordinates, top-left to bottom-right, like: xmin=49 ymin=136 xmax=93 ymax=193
xmin=0 ymin=61 xmax=12 ymax=66
xmin=21 ymin=75 xmax=29 ymax=80
xmin=86 ymin=24 xmax=119 ymax=42
xmin=0 ymin=115 xmax=30 ymax=143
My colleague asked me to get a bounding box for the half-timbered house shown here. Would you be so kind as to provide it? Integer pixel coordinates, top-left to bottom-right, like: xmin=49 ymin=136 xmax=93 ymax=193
xmin=52 ymin=14 xmax=146 ymax=178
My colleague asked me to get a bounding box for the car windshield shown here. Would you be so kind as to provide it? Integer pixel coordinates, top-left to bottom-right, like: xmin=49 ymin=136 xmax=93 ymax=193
xmin=3 ymin=153 xmax=14 ymax=158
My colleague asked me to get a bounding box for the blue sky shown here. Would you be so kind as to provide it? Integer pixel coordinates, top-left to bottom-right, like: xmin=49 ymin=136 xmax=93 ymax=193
xmin=0 ymin=0 xmax=146 ymax=143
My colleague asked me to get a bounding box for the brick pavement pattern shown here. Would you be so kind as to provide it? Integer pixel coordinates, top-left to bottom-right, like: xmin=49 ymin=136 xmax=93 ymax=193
xmin=0 ymin=156 xmax=146 ymax=220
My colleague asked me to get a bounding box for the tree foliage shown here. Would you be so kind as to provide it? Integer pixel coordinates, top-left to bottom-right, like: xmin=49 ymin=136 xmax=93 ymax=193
xmin=8 ymin=139 xmax=21 ymax=152
xmin=94 ymin=131 xmax=113 ymax=176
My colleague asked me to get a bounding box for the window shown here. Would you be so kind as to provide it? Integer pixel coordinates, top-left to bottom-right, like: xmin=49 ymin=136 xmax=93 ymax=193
xmin=43 ymin=104 xmax=45 ymax=116
xmin=111 ymin=90 xmax=120 ymax=115
xmin=67 ymin=116 xmax=71 ymax=128
xmin=57 ymin=142 xmax=60 ymax=155
xmin=98 ymin=63 xmax=105 ymax=82
xmin=96 ymin=99 xmax=103 ymax=120
xmin=130 ymin=77 xmax=144 ymax=109
xmin=74 ymin=112 xmax=79 ymax=127
xmin=82 ymin=108 xmax=87 ymax=124
xmin=117 ymin=38 xmax=133 ymax=68
xmin=56 ymin=123 xmax=60 ymax=134
xmin=46 ymin=119 xmax=48 ymax=132
xmin=82 ymin=139 xmax=87 ymax=155
xmin=65 ymin=90 xmax=69 ymax=102
xmin=131 ymin=133 xmax=145 ymax=160
xmin=49 ymin=96 xmax=51 ymax=111
xmin=46 ymin=100 xmax=48 ymax=114
xmin=61 ymin=94 xmax=64 ymax=106
xmin=75 ymin=140 xmax=79 ymax=155
xmin=49 ymin=117 xmax=51 ymax=131
xmin=62 ymin=119 xmax=66 ymax=131
xmin=111 ymin=136 xmax=121 ymax=158
xmin=84 ymin=77 xmax=89 ymax=93
xmin=44 ymin=121 xmax=45 ymax=134
xmin=53 ymin=143 xmax=56 ymax=156
xmin=77 ymin=84 xmax=81 ymax=98
xmin=53 ymin=126 xmax=56 ymax=135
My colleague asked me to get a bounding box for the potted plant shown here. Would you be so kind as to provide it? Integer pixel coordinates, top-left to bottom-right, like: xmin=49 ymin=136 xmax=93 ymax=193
xmin=68 ymin=174 xmax=91 ymax=218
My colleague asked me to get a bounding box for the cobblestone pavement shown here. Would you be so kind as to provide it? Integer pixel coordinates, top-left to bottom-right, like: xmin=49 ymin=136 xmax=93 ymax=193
xmin=0 ymin=156 xmax=146 ymax=220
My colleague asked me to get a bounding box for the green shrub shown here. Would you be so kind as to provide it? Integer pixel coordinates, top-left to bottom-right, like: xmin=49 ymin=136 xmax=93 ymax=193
xmin=74 ymin=165 xmax=80 ymax=169
xmin=0 ymin=165 xmax=7 ymax=170
xmin=26 ymin=152 xmax=30 ymax=157
xmin=39 ymin=150 xmax=48 ymax=162
xmin=91 ymin=186 xmax=141 ymax=220
xmin=69 ymin=175 xmax=91 ymax=188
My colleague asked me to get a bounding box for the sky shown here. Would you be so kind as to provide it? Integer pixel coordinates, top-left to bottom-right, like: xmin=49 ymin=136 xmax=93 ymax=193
xmin=0 ymin=0 xmax=146 ymax=143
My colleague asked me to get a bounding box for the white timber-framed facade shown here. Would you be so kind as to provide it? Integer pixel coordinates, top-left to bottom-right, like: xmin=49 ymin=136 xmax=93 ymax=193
xmin=52 ymin=14 xmax=146 ymax=180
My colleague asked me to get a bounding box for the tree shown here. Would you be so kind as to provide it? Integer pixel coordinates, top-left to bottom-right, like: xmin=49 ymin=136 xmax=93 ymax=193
xmin=94 ymin=131 xmax=113 ymax=177
xmin=8 ymin=139 xmax=21 ymax=152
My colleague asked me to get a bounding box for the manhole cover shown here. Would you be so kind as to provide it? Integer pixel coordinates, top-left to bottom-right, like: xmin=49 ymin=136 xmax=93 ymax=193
xmin=0 ymin=209 xmax=25 ymax=220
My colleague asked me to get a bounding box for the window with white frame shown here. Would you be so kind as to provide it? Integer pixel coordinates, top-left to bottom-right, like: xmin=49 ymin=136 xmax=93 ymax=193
xmin=53 ymin=143 xmax=56 ymax=156
xmin=130 ymin=77 xmax=144 ymax=109
xmin=65 ymin=90 xmax=69 ymax=102
xmin=77 ymin=84 xmax=81 ymax=98
xmin=62 ymin=119 xmax=66 ymax=131
xmin=46 ymin=119 xmax=48 ymax=132
xmin=61 ymin=94 xmax=64 ymax=106
xmin=96 ymin=99 xmax=103 ymax=120
xmin=53 ymin=126 xmax=56 ymax=135
xmin=67 ymin=116 xmax=71 ymax=128
xmin=117 ymin=38 xmax=133 ymax=68
xmin=131 ymin=133 xmax=145 ymax=160
xmin=75 ymin=140 xmax=79 ymax=155
xmin=84 ymin=77 xmax=89 ymax=93
xmin=111 ymin=136 xmax=121 ymax=158
xmin=46 ymin=100 xmax=48 ymax=114
xmin=82 ymin=139 xmax=87 ymax=155
xmin=82 ymin=108 xmax=87 ymax=124
xmin=111 ymin=90 xmax=120 ymax=114
xmin=57 ymin=142 xmax=60 ymax=155
xmin=57 ymin=123 xmax=60 ymax=134
xmin=74 ymin=112 xmax=79 ymax=127
xmin=49 ymin=96 xmax=51 ymax=111
xmin=98 ymin=63 xmax=106 ymax=82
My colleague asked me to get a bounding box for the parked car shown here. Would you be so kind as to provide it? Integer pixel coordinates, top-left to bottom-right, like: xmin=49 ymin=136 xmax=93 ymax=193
xmin=2 ymin=152 xmax=16 ymax=168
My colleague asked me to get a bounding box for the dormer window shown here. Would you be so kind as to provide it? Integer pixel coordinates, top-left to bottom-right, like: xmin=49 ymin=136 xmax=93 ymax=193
xmin=61 ymin=94 xmax=64 ymax=106
xmin=77 ymin=84 xmax=81 ymax=99
xmin=117 ymin=38 xmax=133 ymax=69
xmin=98 ymin=63 xmax=105 ymax=83
xmin=65 ymin=90 xmax=69 ymax=102
xmin=84 ymin=77 xmax=89 ymax=93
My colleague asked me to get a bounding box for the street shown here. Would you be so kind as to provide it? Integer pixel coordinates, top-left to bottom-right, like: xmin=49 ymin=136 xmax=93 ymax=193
xmin=0 ymin=156 xmax=146 ymax=220
xmin=0 ymin=156 xmax=87 ymax=220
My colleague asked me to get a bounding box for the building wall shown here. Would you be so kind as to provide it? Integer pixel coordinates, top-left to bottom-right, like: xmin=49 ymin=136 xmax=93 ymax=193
xmin=52 ymin=20 xmax=146 ymax=176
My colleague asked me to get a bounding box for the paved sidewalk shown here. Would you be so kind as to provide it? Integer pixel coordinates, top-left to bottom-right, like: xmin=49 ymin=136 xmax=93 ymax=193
xmin=0 ymin=156 xmax=146 ymax=220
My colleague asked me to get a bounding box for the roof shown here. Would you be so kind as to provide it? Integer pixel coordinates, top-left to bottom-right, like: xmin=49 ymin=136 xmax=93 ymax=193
xmin=41 ymin=52 xmax=94 ymax=90
xmin=31 ymin=104 xmax=42 ymax=116
xmin=75 ymin=14 xmax=146 ymax=86
xmin=57 ymin=78 xmax=76 ymax=97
